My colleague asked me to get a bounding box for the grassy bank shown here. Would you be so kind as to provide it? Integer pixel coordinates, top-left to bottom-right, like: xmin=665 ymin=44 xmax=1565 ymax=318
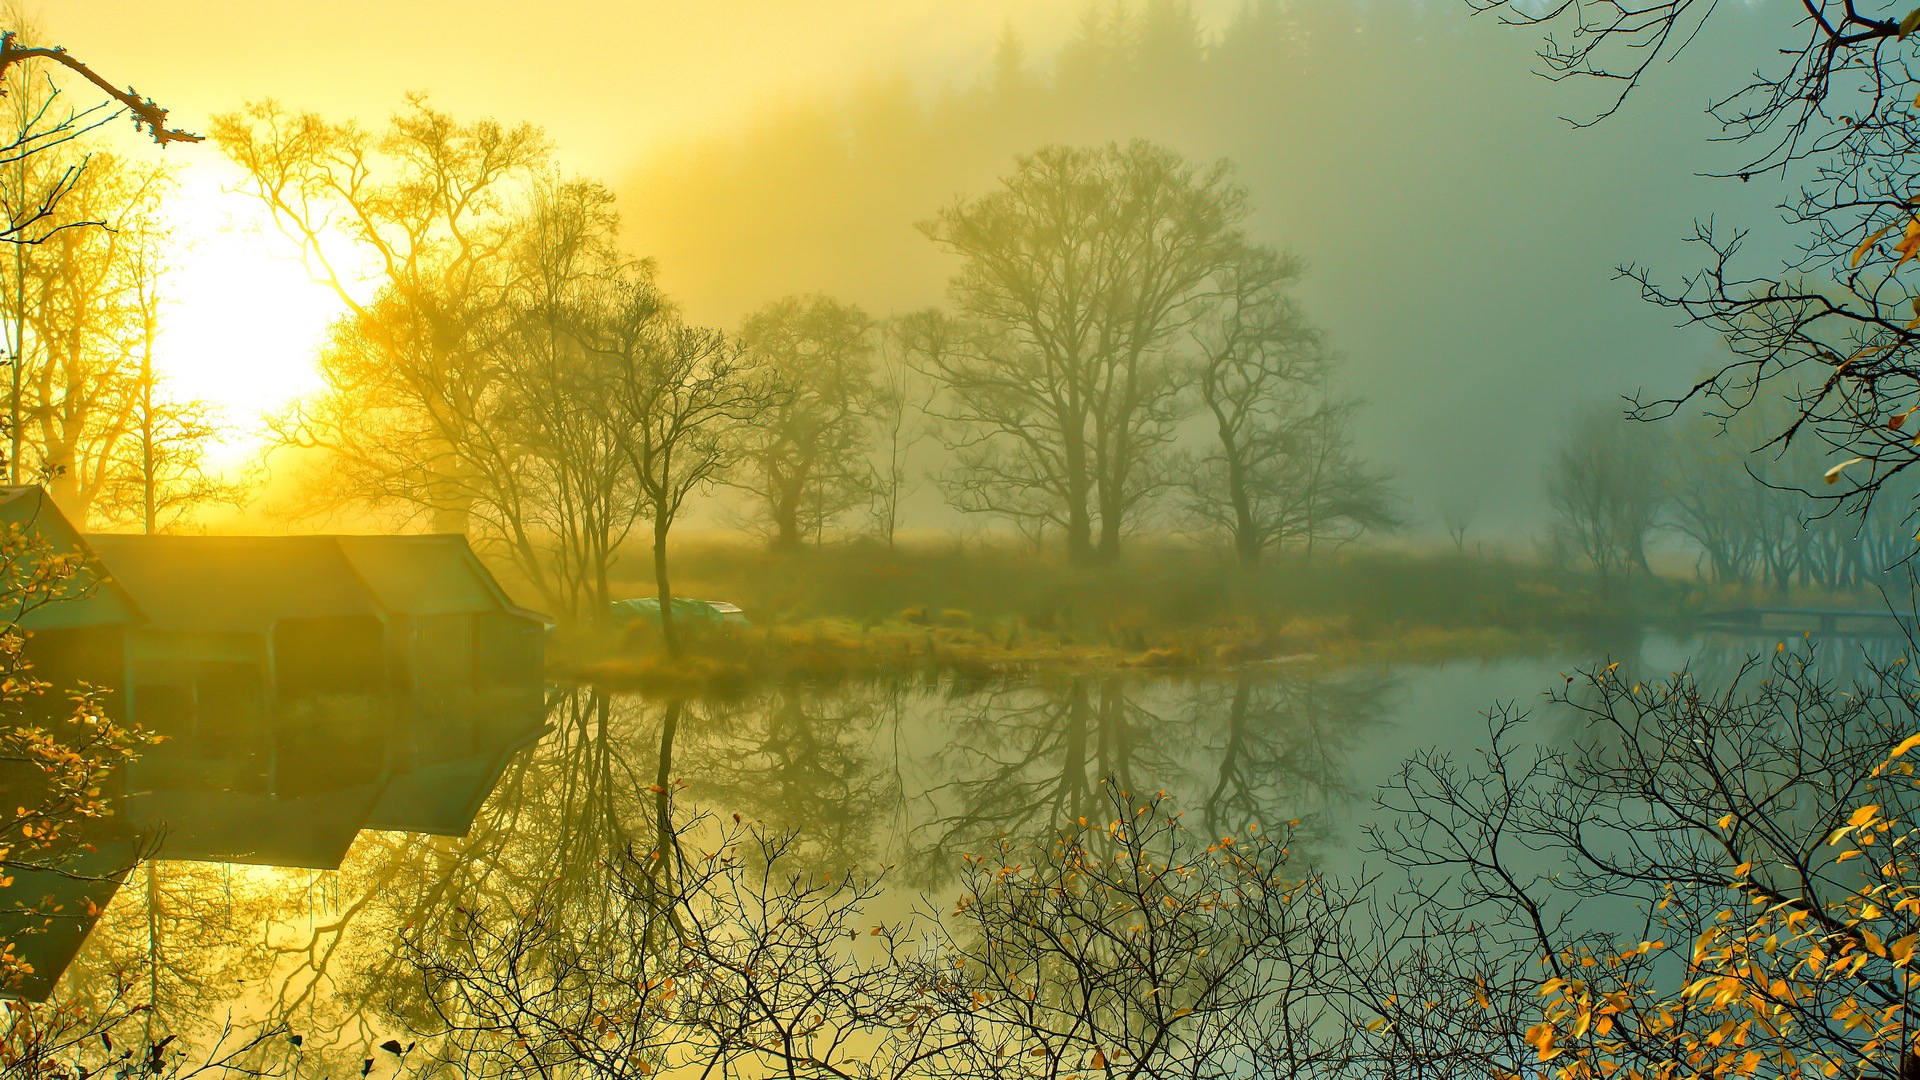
xmin=547 ymin=540 xmax=1752 ymax=690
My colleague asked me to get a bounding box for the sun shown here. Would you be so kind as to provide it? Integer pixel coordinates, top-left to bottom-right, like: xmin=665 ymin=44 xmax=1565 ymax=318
xmin=154 ymin=159 xmax=363 ymax=466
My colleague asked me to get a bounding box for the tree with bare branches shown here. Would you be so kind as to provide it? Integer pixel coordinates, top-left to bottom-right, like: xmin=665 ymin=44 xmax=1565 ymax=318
xmin=916 ymin=141 xmax=1246 ymax=564
xmin=570 ymin=273 xmax=772 ymax=654
xmin=214 ymin=96 xmax=547 ymax=535
xmin=1184 ymin=246 xmax=1397 ymax=566
xmin=1475 ymin=1 xmax=1920 ymax=544
xmin=0 ymin=14 xmax=197 ymax=490
xmin=735 ymin=295 xmax=875 ymax=550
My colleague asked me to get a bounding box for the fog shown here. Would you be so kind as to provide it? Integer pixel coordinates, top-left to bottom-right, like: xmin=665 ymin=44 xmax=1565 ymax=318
xmin=617 ymin=1 xmax=1784 ymax=533
xmin=7 ymin=3 xmax=1920 ymax=1077
xmin=63 ymin=0 xmax=1786 ymax=533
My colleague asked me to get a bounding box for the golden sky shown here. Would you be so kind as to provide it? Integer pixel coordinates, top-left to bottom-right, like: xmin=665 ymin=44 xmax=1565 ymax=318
xmin=46 ymin=2 xmax=1134 ymax=461
xmin=56 ymin=2 xmax=1111 ymax=176
xmin=40 ymin=0 xmax=1753 ymax=523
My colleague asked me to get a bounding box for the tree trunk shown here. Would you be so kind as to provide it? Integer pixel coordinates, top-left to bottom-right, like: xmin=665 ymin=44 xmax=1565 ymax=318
xmin=654 ymin=508 xmax=680 ymax=657
xmin=1235 ymin=528 xmax=1261 ymax=568
xmin=1065 ymin=509 xmax=1095 ymax=563
xmin=45 ymin=446 xmax=83 ymax=526
xmin=1204 ymin=674 xmax=1251 ymax=830
xmin=1062 ymin=678 xmax=1091 ymax=819
xmin=1228 ymin=459 xmax=1259 ymax=567
xmin=140 ymin=337 xmax=155 ymax=535
xmin=1096 ymin=511 xmax=1123 ymax=563
xmin=8 ymin=181 xmax=25 ymax=487
xmin=772 ymin=482 xmax=803 ymax=551
xmin=1063 ymin=425 xmax=1095 ymax=564
xmin=653 ymin=698 xmax=681 ymax=896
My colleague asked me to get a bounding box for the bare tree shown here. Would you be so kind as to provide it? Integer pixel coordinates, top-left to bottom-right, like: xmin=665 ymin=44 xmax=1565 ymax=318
xmin=867 ymin=321 xmax=931 ymax=550
xmin=407 ymin=782 xmax=1360 ymax=1080
xmin=1362 ymin=645 xmax=1920 ymax=1080
xmin=214 ymin=96 xmax=546 ymax=534
xmin=1471 ymin=1 xmax=1920 ymax=549
xmin=1545 ymin=404 xmax=1666 ymax=600
xmin=10 ymin=154 xmax=236 ymax=534
xmin=1442 ymin=504 xmax=1473 ymax=555
xmin=495 ymin=177 xmax=645 ymax=619
xmin=217 ymin=99 xmax=686 ymax=622
xmin=13 ymin=151 xmax=174 ymax=525
xmin=917 ymin=141 xmax=1245 ymax=563
xmin=0 ymin=15 xmax=199 ymax=487
xmin=735 ymin=295 xmax=875 ymax=550
xmin=1185 ymin=247 xmax=1398 ymax=566
xmin=572 ymin=274 xmax=771 ymax=655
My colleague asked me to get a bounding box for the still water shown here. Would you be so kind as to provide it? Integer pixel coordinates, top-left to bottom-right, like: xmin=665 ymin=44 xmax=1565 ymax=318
xmin=19 ymin=628 xmax=1901 ymax=1066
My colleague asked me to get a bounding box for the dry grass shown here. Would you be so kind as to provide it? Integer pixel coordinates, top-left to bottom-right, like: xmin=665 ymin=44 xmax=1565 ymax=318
xmin=541 ymin=538 xmax=1759 ymax=691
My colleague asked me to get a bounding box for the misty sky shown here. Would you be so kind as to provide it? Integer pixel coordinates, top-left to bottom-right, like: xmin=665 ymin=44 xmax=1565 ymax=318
xmin=62 ymin=0 xmax=1796 ymax=541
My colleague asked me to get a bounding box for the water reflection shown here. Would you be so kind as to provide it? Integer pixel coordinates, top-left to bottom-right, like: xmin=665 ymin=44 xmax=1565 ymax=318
xmin=0 ymin=692 xmax=548 ymax=1003
xmin=1196 ymin=669 xmax=1385 ymax=841
xmin=13 ymin=625 xmax=1902 ymax=1066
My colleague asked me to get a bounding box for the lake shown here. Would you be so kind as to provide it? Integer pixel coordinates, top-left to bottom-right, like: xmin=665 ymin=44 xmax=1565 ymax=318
xmin=18 ymin=626 xmax=1902 ymax=1069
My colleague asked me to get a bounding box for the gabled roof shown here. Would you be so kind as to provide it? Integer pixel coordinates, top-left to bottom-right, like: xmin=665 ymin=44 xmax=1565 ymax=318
xmin=85 ymin=533 xmax=549 ymax=633
xmin=87 ymin=535 xmax=385 ymax=635
xmin=333 ymin=535 xmax=534 ymax=618
xmin=0 ymin=488 xmax=143 ymax=630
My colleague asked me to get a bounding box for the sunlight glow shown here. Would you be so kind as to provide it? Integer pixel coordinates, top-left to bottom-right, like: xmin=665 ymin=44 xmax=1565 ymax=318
xmin=154 ymin=160 xmax=359 ymax=465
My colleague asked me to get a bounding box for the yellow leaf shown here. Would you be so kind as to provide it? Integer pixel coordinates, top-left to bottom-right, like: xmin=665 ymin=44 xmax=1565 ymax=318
xmin=1850 ymin=804 xmax=1882 ymax=827
xmin=1896 ymin=218 xmax=1920 ymax=267
xmin=1855 ymin=223 xmax=1897 ymax=266
xmin=1091 ymin=1050 xmax=1107 ymax=1069
xmin=1719 ymin=813 xmax=1736 ymax=830
xmin=1893 ymin=734 xmax=1920 ymax=758
xmin=1826 ymin=457 xmax=1867 ymax=485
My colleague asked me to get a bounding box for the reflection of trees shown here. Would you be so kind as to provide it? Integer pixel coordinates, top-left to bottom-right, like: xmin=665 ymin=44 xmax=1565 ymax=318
xmin=51 ymin=690 xmax=653 ymax=1073
xmin=407 ymin=784 xmax=1355 ymax=1080
xmin=1684 ymin=632 xmax=1909 ymax=692
xmin=269 ymin=691 xmax=649 ymax=1066
xmin=59 ymin=861 xmax=273 ymax=1039
xmin=909 ymin=671 xmax=1382 ymax=884
xmin=33 ymin=671 xmax=1390 ymax=1067
xmin=909 ymin=676 xmax=1179 ymax=884
xmin=1195 ymin=667 xmax=1385 ymax=843
xmin=669 ymin=683 xmax=901 ymax=870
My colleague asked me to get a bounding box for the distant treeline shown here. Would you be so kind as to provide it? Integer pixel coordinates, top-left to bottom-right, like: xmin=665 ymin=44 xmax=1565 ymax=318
xmin=1546 ymin=398 xmax=1914 ymax=598
xmin=623 ymin=0 xmax=1527 ymax=321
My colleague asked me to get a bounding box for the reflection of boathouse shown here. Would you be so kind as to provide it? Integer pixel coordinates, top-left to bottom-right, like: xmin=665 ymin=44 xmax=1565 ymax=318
xmin=0 ymin=492 xmax=554 ymax=1000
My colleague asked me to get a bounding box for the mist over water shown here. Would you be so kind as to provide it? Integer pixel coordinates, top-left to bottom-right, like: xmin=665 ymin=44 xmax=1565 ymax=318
xmin=5 ymin=2 xmax=1919 ymax=1077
